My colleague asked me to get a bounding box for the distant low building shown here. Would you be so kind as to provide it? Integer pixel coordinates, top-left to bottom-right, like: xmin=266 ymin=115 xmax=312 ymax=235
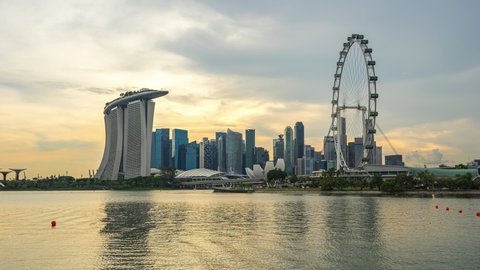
xmin=385 ymin=154 xmax=404 ymax=166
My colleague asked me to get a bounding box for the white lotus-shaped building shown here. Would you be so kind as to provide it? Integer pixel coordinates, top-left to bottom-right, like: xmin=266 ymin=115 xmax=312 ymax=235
xmin=245 ymin=158 xmax=285 ymax=179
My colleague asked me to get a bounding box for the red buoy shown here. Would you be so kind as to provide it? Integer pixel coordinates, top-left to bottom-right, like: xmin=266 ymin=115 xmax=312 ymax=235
xmin=458 ymin=210 xmax=463 ymax=214
xmin=476 ymin=211 xmax=480 ymax=217
xmin=435 ymin=205 xmax=439 ymax=209
xmin=51 ymin=220 xmax=56 ymax=227
xmin=446 ymin=207 xmax=449 ymax=211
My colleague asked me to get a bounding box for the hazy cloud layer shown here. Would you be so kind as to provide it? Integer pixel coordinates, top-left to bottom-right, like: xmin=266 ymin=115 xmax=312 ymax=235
xmin=406 ymin=149 xmax=447 ymax=167
xmin=36 ymin=140 xmax=96 ymax=152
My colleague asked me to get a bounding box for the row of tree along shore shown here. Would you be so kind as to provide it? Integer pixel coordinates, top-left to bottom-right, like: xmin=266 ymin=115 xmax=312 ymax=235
xmin=266 ymin=169 xmax=480 ymax=192
xmin=1 ymin=169 xmax=479 ymax=194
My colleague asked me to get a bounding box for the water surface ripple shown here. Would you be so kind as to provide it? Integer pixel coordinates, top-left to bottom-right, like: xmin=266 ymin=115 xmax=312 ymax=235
xmin=1 ymin=191 xmax=479 ymax=269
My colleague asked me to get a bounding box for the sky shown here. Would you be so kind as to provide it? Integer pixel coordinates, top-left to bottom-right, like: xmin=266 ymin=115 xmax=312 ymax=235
xmin=1 ymin=0 xmax=479 ymax=178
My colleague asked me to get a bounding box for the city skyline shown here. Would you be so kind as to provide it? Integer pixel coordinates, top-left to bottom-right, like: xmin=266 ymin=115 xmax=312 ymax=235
xmin=1 ymin=0 xmax=480 ymax=178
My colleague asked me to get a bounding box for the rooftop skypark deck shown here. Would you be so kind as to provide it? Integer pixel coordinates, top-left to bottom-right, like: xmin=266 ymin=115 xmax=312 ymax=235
xmin=104 ymin=88 xmax=168 ymax=114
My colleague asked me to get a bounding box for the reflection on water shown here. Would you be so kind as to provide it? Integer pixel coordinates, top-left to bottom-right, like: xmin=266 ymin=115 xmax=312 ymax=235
xmin=1 ymin=191 xmax=480 ymax=270
xmin=324 ymin=197 xmax=385 ymax=269
xmin=101 ymin=199 xmax=154 ymax=269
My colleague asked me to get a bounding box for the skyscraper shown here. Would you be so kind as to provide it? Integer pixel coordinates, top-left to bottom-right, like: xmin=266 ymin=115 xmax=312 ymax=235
xmin=374 ymin=146 xmax=383 ymax=165
xmin=172 ymin=129 xmax=188 ymax=170
xmin=338 ymin=117 xmax=347 ymax=164
xmin=151 ymin=128 xmax=170 ymax=169
xmin=254 ymin=147 xmax=269 ymax=168
xmin=199 ymin=137 xmax=218 ymax=170
xmin=216 ymin=131 xmax=227 ymax=172
xmin=96 ymin=89 xmax=168 ymax=180
xmin=294 ymin=121 xmax=305 ymax=160
xmin=323 ymin=135 xmax=336 ymax=167
xmin=273 ymin=134 xmax=284 ymax=163
xmin=185 ymin=141 xmax=199 ymax=170
xmin=226 ymin=129 xmax=243 ymax=174
xmin=354 ymin=137 xmax=363 ymax=167
xmin=284 ymin=126 xmax=294 ymax=174
xmin=304 ymin=145 xmax=315 ymax=176
xmin=245 ymin=129 xmax=255 ymax=170
xmin=347 ymin=141 xmax=356 ymax=168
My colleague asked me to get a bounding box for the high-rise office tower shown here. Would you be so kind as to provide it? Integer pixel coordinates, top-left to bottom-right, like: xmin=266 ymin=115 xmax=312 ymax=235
xmin=185 ymin=141 xmax=199 ymax=170
xmin=254 ymin=147 xmax=269 ymax=168
xmin=216 ymin=131 xmax=227 ymax=172
xmin=323 ymin=136 xmax=337 ymax=170
xmin=294 ymin=122 xmax=305 ymax=159
xmin=304 ymin=145 xmax=315 ymax=176
xmin=374 ymin=146 xmax=383 ymax=165
xmin=284 ymin=126 xmax=294 ymax=174
xmin=323 ymin=135 xmax=336 ymax=164
xmin=347 ymin=141 xmax=356 ymax=168
xmin=354 ymin=137 xmax=363 ymax=167
xmin=313 ymin=151 xmax=323 ymax=171
xmin=199 ymin=138 xmax=218 ymax=170
xmin=273 ymin=134 xmax=284 ymax=163
xmin=96 ymin=89 xmax=168 ymax=180
xmin=172 ymin=129 xmax=188 ymax=170
xmin=245 ymin=129 xmax=255 ymax=170
xmin=151 ymin=128 xmax=171 ymax=169
xmin=226 ymin=129 xmax=243 ymax=174
xmin=338 ymin=117 xmax=347 ymax=164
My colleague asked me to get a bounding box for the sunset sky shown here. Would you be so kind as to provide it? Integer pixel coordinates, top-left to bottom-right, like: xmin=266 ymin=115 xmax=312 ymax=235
xmin=1 ymin=0 xmax=479 ymax=178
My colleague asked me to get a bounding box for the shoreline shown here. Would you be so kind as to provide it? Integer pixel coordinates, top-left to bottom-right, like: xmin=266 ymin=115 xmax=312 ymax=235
xmin=254 ymin=189 xmax=480 ymax=198
xmin=2 ymin=188 xmax=480 ymax=198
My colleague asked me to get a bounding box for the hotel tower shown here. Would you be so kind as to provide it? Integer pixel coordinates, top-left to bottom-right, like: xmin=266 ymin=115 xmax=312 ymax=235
xmin=96 ymin=88 xmax=168 ymax=180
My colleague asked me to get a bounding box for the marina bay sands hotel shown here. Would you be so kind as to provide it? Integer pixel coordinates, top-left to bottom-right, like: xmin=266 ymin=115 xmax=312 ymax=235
xmin=96 ymin=88 xmax=168 ymax=180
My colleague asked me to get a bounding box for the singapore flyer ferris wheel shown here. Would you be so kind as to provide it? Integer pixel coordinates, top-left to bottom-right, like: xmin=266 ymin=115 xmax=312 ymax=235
xmin=328 ymin=34 xmax=379 ymax=172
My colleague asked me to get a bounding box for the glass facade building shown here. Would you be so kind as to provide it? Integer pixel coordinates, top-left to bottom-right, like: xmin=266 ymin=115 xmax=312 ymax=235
xmin=151 ymin=128 xmax=171 ymax=169
xmin=185 ymin=142 xmax=199 ymax=170
xmin=294 ymin=122 xmax=305 ymax=159
xmin=172 ymin=129 xmax=188 ymax=170
xmin=273 ymin=135 xmax=284 ymax=163
xmin=284 ymin=126 xmax=294 ymax=174
xmin=226 ymin=129 xmax=243 ymax=174
xmin=216 ymin=132 xmax=227 ymax=172
xmin=245 ymin=129 xmax=255 ymax=170
xmin=199 ymin=138 xmax=218 ymax=170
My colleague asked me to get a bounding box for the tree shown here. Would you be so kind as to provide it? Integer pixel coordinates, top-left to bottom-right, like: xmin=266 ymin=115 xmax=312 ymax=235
xmin=380 ymin=173 xmax=414 ymax=192
xmin=370 ymin=173 xmax=383 ymax=190
xmin=160 ymin=167 xmax=176 ymax=180
xmin=320 ymin=168 xmax=338 ymax=190
xmin=266 ymin=169 xmax=287 ymax=187
xmin=455 ymin=173 xmax=473 ymax=189
xmin=454 ymin=164 xmax=468 ymax=169
xmin=417 ymin=171 xmax=435 ymax=189
xmin=289 ymin=174 xmax=298 ymax=184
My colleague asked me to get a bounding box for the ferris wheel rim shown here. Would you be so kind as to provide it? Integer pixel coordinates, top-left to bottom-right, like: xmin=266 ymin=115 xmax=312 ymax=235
xmin=328 ymin=34 xmax=378 ymax=171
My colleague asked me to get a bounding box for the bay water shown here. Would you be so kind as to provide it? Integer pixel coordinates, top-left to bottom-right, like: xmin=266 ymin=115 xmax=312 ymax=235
xmin=1 ymin=190 xmax=479 ymax=269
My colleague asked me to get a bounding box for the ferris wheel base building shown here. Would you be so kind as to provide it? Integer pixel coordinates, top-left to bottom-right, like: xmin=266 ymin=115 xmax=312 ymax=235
xmin=95 ymin=89 xmax=168 ymax=180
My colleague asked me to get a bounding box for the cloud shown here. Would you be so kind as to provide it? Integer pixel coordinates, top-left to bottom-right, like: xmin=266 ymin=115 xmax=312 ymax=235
xmin=36 ymin=140 xmax=96 ymax=152
xmin=405 ymin=149 xmax=447 ymax=166
xmin=376 ymin=118 xmax=480 ymax=166
xmin=81 ymin=87 xmax=116 ymax=95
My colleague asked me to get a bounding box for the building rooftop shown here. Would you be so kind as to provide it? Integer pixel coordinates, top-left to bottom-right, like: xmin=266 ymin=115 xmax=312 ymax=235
xmin=175 ymin=168 xmax=225 ymax=179
xmin=104 ymin=88 xmax=168 ymax=114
